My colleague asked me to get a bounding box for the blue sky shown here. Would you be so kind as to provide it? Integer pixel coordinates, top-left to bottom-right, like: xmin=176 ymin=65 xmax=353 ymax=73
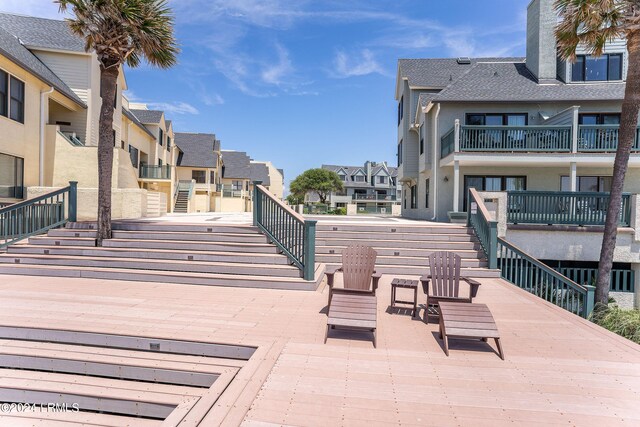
xmin=2 ymin=0 xmax=530 ymax=189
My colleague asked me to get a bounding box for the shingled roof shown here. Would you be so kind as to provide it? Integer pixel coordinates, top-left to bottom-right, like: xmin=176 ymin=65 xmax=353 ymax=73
xmin=221 ymin=151 xmax=251 ymax=179
xmin=0 ymin=13 xmax=86 ymax=53
xmin=174 ymin=133 xmax=219 ymax=168
xmin=433 ymin=62 xmax=626 ymax=102
xmin=0 ymin=25 xmax=84 ymax=107
xmin=130 ymin=109 xmax=164 ymax=125
xmin=122 ymin=108 xmax=155 ymax=138
xmin=398 ymin=57 xmax=524 ymax=89
xmin=322 ymin=163 xmax=397 ymax=188
xmin=249 ymin=163 xmax=271 ymax=186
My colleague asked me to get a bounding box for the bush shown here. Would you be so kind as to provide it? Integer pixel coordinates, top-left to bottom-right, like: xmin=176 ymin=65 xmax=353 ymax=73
xmin=591 ymin=303 xmax=640 ymax=344
xmin=332 ymin=207 xmax=347 ymax=215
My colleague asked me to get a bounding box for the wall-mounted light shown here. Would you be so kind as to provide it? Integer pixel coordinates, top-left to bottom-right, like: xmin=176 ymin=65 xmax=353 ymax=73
xmin=443 ymin=176 xmax=449 ymax=182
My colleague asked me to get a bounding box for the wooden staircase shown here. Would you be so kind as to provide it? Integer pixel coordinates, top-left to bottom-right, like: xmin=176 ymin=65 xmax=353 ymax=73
xmin=314 ymin=221 xmax=500 ymax=278
xmin=173 ymin=190 xmax=189 ymax=213
xmin=0 ymin=221 xmax=325 ymax=290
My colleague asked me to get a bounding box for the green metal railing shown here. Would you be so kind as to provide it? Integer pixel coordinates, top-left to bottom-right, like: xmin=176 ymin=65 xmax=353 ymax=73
xmin=556 ymin=267 xmax=635 ymax=293
xmin=460 ymin=125 xmax=572 ymax=152
xmin=467 ymin=188 xmax=498 ymax=269
xmin=497 ymin=239 xmax=595 ymax=318
xmin=253 ymin=181 xmax=316 ymax=280
xmin=578 ymin=125 xmax=640 ymax=152
xmin=507 ymin=191 xmax=631 ymax=226
xmin=467 ymin=188 xmax=595 ymax=318
xmin=1 ymin=181 xmax=77 ymax=248
xmin=440 ymin=127 xmax=455 ymax=158
xmin=140 ymin=165 xmax=171 ymax=180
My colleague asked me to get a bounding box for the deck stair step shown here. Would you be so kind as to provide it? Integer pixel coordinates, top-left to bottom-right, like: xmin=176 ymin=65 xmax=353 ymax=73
xmin=2 ymin=221 xmax=324 ymax=290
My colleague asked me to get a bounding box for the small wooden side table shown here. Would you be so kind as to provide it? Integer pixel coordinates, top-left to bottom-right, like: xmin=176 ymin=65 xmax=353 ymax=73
xmin=390 ymin=278 xmax=419 ymax=318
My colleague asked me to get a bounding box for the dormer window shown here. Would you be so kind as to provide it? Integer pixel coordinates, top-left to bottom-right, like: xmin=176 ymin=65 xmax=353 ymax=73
xmin=572 ymin=54 xmax=622 ymax=82
xmin=355 ymin=175 xmax=365 ymax=182
xmin=338 ymin=174 xmax=346 ymax=181
xmin=378 ymin=176 xmax=387 ymax=184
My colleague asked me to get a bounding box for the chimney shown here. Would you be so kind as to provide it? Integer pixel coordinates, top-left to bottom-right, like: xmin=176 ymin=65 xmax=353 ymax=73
xmin=526 ymin=0 xmax=557 ymax=83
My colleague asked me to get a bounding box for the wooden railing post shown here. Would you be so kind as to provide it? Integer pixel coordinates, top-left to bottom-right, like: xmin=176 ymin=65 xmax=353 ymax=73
xmin=252 ymin=181 xmax=263 ymax=227
xmin=584 ymin=285 xmax=596 ymax=318
xmin=303 ymin=220 xmax=317 ymax=280
xmin=68 ymin=181 xmax=78 ymax=223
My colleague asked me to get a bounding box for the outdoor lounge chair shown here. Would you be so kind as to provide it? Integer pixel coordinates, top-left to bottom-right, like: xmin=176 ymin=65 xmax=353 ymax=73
xmin=324 ymin=245 xmax=381 ymax=347
xmin=420 ymin=251 xmax=481 ymax=323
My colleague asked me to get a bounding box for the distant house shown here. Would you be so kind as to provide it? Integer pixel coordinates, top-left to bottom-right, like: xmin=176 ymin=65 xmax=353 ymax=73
xmin=307 ymin=161 xmax=400 ymax=214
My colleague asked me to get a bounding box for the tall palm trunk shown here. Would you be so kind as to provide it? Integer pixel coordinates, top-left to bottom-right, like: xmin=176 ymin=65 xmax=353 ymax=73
xmin=595 ymin=36 xmax=640 ymax=304
xmin=96 ymin=66 xmax=119 ymax=246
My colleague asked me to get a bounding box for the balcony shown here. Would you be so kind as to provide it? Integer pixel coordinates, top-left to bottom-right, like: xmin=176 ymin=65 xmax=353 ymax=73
xmin=441 ymin=122 xmax=640 ymax=159
xmin=352 ymin=194 xmax=397 ymax=202
xmin=219 ymin=185 xmax=244 ymax=198
xmin=139 ymin=165 xmax=171 ymax=180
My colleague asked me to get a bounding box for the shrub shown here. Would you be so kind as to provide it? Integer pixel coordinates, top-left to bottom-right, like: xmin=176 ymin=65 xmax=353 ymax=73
xmin=591 ymin=303 xmax=640 ymax=344
xmin=333 ymin=207 xmax=347 ymax=215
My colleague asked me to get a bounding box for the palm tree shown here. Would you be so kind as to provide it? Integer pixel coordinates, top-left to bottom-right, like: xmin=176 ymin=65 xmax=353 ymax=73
xmin=57 ymin=0 xmax=179 ymax=245
xmin=555 ymin=0 xmax=640 ymax=304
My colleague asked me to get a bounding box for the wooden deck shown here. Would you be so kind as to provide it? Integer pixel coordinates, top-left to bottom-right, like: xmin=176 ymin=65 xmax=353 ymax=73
xmin=0 ymin=273 xmax=638 ymax=426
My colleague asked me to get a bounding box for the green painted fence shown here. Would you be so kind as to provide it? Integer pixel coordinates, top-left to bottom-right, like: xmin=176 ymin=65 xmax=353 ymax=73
xmin=467 ymin=188 xmax=595 ymax=318
xmin=507 ymin=191 xmax=631 ymax=226
xmin=0 ymin=181 xmax=77 ymax=249
xmin=497 ymin=239 xmax=595 ymax=318
xmin=254 ymin=182 xmax=316 ymax=280
xmin=460 ymin=125 xmax=572 ymax=152
xmin=556 ymin=267 xmax=634 ymax=293
xmin=578 ymin=125 xmax=640 ymax=152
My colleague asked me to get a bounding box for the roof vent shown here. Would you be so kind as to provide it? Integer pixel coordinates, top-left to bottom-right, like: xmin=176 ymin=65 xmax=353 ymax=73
xmin=457 ymin=57 xmax=471 ymax=64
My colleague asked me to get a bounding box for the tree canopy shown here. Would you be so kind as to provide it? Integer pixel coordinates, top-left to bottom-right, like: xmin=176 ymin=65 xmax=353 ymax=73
xmin=290 ymin=168 xmax=344 ymax=204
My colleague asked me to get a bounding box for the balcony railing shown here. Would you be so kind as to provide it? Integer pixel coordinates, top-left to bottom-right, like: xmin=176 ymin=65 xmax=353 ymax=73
xmin=578 ymin=125 xmax=640 ymax=152
xmin=352 ymin=194 xmax=397 ymax=201
xmin=459 ymin=125 xmax=572 ymax=153
xmin=139 ymin=165 xmax=171 ymax=180
xmin=440 ymin=127 xmax=455 ymax=158
xmin=507 ymin=191 xmax=631 ymax=227
xmin=219 ymin=185 xmax=244 ymax=198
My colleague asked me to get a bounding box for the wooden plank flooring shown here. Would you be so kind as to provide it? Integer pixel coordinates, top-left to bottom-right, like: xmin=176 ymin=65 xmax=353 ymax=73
xmin=0 ymin=273 xmax=638 ymax=426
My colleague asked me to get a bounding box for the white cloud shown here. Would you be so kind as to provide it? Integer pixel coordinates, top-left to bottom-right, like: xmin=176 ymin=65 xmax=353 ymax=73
xmin=261 ymin=44 xmax=293 ymax=86
xmin=201 ymin=93 xmax=225 ymax=105
xmin=332 ymin=49 xmax=384 ymax=78
xmin=146 ymin=102 xmax=199 ymax=115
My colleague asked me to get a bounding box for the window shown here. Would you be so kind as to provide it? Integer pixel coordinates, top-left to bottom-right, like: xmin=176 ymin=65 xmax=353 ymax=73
xmin=397 ymin=96 xmax=403 ymax=125
xmin=579 ymin=113 xmax=621 ymax=125
xmin=463 ymin=175 xmax=526 ymax=209
xmin=378 ymin=176 xmax=386 ymax=184
xmin=158 ymin=128 xmax=164 ymax=146
xmin=128 ymin=145 xmax=139 ymax=168
xmin=158 ymin=159 xmax=162 ymax=167
xmin=9 ymin=76 xmax=24 ymax=123
xmin=398 ymin=140 xmax=403 ymax=166
xmin=210 ymin=170 xmax=215 ymax=184
xmin=355 ymin=175 xmax=365 ymax=182
xmin=338 ymin=174 xmax=346 ymax=181
xmin=425 ymin=179 xmax=430 ymax=208
xmin=0 ymin=152 xmax=24 ymax=198
xmin=410 ymin=185 xmax=417 ymax=209
xmin=232 ymin=180 xmax=243 ymax=191
xmin=560 ymin=176 xmax=612 ymax=192
xmin=192 ymin=170 xmax=206 ymax=183
xmin=0 ymin=70 xmax=7 ymax=118
xmin=167 ymin=136 xmax=171 ymax=151
xmin=420 ymin=137 xmax=424 ymax=155
xmin=572 ymin=54 xmax=623 ymax=81
xmin=465 ymin=113 xmax=527 ymax=126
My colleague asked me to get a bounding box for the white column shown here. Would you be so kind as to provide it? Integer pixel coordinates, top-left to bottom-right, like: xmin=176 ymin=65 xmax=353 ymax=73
xmin=453 ymin=160 xmax=460 ymax=212
xmin=454 ymin=119 xmax=460 ymax=152
xmin=570 ymin=162 xmax=577 ymax=192
xmin=572 ymin=106 xmax=579 ymax=153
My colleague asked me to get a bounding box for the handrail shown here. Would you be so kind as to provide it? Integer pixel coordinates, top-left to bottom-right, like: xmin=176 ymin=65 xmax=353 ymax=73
xmin=507 ymin=191 xmax=631 ymax=227
xmin=467 ymin=187 xmax=595 ymax=318
xmin=58 ymin=131 xmax=85 ymax=147
xmin=467 ymin=188 xmax=498 ymax=269
xmin=1 ymin=181 xmax=77 ymax=248
xmin=253 ymin=181 xmax=316 ymax=280
xmin=460 ymin=125 xmax=572 ymax=152
xmin=497 ymin=238 xmax=595 ymax=318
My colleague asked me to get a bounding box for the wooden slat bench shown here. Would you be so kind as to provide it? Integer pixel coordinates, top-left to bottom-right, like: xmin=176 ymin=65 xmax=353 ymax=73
xmin=438 ymin=302 xmax=504 ymax=359
xmin=325 ymin=293 xmax=377 ymax=347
